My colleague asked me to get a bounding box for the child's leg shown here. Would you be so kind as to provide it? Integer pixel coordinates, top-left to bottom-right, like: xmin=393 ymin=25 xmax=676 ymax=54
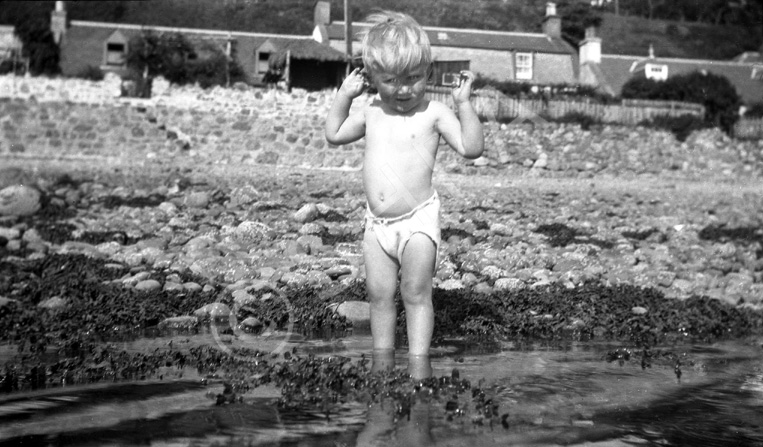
xmin=399 ymin=233 xmax=436 ymax=357
xmin=363 ymin=229 xmax=400 ymax=352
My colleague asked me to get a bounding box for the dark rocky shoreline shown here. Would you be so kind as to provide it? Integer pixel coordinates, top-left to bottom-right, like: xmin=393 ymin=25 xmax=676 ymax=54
xmin=1 ymin=159 xmax=763 ymax=402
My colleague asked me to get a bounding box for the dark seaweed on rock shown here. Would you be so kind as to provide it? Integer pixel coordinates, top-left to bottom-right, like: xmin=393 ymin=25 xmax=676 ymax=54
xmin=534 ymin=223 xmax=615 ymax=249
xmin=426 ymin=283 xmax=763 ymax=346
xmin=99 ymin=194 xmax=168 ymax=209
xmin=0 ymin=254 xmax=215 ymax=353
xmin=699 ymin=225 xmax=763 ymax=259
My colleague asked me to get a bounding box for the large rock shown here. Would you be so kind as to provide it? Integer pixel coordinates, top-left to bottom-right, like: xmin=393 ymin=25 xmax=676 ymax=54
xmin=0 ymin=185 xmax=41 ymax=216
xmin=332 ymin=301 xmax=370 ymax=326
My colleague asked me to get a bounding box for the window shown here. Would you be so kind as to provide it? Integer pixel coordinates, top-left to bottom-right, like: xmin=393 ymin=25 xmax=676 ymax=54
xmin=515 ymin=52 xmax=533 ymax=80
xmin=645 ymin=63 xmax=668 ymax=81
xmin=258 ymin=52 xmax=270 ymax=74
xmin=752 ymin=65 xmax=763 ymax=81
xmin=431 ymin=60 xmax=469 ymax=86
xmin=103 ymin=31 xmax=128 ymax=67
xmin=105 ymin=43 xmax=126 ymax=66
xmin=441 ymin=72 xmax=459 ymax=86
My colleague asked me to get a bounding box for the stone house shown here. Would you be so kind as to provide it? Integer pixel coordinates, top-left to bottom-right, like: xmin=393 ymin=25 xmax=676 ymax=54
xmin=312 ymin=2 xmax=579 ymax=86
xmin=579 ymin=27 xmax=763 ymax=105
xmin=38 ymin=0 xmax=763 ymax=104
xmin=52 ymin=2 xmax=347 ymax=90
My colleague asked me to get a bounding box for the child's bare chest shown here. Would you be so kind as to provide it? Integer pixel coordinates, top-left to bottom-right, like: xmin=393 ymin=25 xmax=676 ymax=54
xmin=366 ymin=111 xmax=439 ymax=151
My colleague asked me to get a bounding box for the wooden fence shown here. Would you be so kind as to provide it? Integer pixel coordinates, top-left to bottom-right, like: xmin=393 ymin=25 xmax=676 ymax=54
xmin=426 ymin=86 xmax=705 ymax=126
xmin=734 ymin=117 xmax=763 ymax=140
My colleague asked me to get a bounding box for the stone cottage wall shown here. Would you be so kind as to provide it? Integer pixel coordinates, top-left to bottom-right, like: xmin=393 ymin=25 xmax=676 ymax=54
xmin=1 ymin=74 xmax=762 ymax=179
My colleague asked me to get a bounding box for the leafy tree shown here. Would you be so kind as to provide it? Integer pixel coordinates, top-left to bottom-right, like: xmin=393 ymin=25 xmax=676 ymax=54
xmin=557 ymin=1 xmax=603 ymax=47
xmin=11 ymin=12 xmax=60 ymax=76
xmin=126 ymin=31 xmax=195 ymax=96
xmin=126 ymin=30 xmax=245 ymax=95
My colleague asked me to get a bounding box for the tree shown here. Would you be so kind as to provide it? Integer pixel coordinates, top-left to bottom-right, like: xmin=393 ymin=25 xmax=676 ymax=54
xmin=12 ymin=12 xmax=60 ymax=76
xmin=126 ymin=30 xmax=245 ymax=95
xmin=126 ymin=30 xmax=195 ymax=96
xmin=557 ymin=1 xmax=603 ymax=47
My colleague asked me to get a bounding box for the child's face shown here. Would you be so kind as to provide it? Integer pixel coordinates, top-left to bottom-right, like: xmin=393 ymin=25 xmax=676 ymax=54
xmin=370 ymin=67 xmax=429 ymax=114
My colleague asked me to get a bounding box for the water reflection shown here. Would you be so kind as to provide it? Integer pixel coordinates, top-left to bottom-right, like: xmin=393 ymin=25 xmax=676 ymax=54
xmin=355 ymin=398 xmax=434 ymax=447
xmin=0 ymin=338 xmax=761 ymax=447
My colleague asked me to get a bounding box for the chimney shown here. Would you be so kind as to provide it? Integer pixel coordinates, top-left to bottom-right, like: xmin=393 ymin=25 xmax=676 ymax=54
xmin=312 ymin=1 xmax=331 ymax=44
xmin=543 ymin=2 xmax=561 ymax=38
xmin=51 ymin=1 xmax=66 ymax=45
xmin=314 ymin=1 xmax=330 ymax=28
xmin=579 ymin=26 xmax=601 ymax=65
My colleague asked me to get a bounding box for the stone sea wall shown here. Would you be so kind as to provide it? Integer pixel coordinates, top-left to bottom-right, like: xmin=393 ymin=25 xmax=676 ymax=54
xmin=1 ymin=74 xmax=762 ymax=179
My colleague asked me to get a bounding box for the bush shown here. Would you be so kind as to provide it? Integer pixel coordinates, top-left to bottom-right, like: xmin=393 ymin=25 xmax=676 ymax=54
xmin=473 ymin=75 xmax=615 ymax=103
xmin=75 ymin=65 xmax=104 ymax=81
xmin=744 ymin=103 xmax=763 ymax=118
xmin=622 ymin=70 xmax=742 ymax=134
xmin=639 ymin=114 xmax=710 ymax=142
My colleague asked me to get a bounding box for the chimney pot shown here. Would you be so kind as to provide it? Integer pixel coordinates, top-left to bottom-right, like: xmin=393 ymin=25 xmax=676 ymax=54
xmin=546 ymin=2 xmax=557 ymax=17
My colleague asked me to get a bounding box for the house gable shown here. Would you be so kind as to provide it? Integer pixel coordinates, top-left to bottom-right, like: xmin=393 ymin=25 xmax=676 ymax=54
xmin=103 ymin=30 xmax=129 ymax=68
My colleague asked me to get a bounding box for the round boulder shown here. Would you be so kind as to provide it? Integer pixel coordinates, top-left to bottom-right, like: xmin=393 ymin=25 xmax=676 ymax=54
xmin=0 ymin=185 xmax=41 ymax=216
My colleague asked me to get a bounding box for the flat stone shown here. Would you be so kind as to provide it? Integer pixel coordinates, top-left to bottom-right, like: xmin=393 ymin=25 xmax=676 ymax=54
xmin=38 ymin=296 xmax=67 ymax=310
xmin=439 ymin=278 xmax=465 ymax=290
xmin=632 ymin=306 xmax=648 ymax=315
xmin=194 ymin=302 xmax=231 ymax=320
xmin=183 ymin=282 xmax=203 ymax=292
xmin=158 ymin=316 xmax=199 ymax=330
xmin=494 ymin=277 xmax=524 ymax=291
xmin=135 ymin=279 xmax=162 ymax=291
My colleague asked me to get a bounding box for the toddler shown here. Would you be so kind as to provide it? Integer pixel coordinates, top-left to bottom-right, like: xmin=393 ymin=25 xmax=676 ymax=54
xmin=325 ymin=11 xmax=483 ymax=379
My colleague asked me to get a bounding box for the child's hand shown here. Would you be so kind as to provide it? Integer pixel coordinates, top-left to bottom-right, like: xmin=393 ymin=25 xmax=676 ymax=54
xmin=338 ymin=68 xmax=368 ymax=99
xmin=451 ymin=70 xmax=475 ymax=105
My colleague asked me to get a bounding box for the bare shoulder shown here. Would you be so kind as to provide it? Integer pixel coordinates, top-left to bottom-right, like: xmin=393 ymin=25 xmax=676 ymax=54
xmin=426 ymin=100 xmax=458 ymax=124
xmin=427 ymin=100 xmax=456 ymax=116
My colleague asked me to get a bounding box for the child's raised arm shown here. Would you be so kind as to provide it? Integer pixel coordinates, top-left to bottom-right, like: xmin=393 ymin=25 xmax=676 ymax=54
xmin=325 ymin=68 xmax=368 ymax=145
xmin=436 ymin=71 xmax=484 ymax=159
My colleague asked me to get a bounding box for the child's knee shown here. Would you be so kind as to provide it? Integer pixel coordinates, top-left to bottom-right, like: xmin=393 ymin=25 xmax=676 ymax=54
xmin=400 ymin=280 xmax=431 ymax=305
xmin=366 ymin=278 xmax=397 ymax=303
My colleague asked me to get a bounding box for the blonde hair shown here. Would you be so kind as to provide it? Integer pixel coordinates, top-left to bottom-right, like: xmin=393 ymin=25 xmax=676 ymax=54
xmin=360 ymin=11 xmax=432 ymax=76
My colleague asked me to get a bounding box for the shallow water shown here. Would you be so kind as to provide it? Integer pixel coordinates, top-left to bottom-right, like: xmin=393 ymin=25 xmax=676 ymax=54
xmin=1 ymin=333 xmax=762 ymax=447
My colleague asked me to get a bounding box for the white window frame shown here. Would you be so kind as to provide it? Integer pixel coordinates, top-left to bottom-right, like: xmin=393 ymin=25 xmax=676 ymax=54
xmin=515 ymin=52 xmax=533 ymax=80
xmin=257 ymin=52 xmax=270 ymax=75
xmin=442 ymin=72 xmax=459 ymax=86
xmin=645 ymin=63 xmax=668 ymax=81
xmin=752 ymin=65 xmax=763 ymax=81
xmin=103 ymin=31 xmax=128 ymax=67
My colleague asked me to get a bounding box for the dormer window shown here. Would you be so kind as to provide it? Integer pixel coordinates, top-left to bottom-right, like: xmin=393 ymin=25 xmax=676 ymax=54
xmin=752 ymin=65 xmax=763 ymax=81
xmin=515 ymin=52 xmax=533 ymax=80
xmin=103 ymin=31 xmax=128 ymax=67
xmin=645 ymin=63 xmax=668 ymax=81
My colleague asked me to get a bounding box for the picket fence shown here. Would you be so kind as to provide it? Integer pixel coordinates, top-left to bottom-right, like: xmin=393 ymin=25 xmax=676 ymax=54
xmin=426 ymin=86 xmax=705 ymax=126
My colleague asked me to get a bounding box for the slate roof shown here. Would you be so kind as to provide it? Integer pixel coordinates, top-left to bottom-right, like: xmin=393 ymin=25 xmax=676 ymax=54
xmin=326 ymin=22 xmax=575 ymax=55
xmin=599 ymin=54 xmax=763 ymax=104
xmin=67 ymin=21 xmax=346 ymax=61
